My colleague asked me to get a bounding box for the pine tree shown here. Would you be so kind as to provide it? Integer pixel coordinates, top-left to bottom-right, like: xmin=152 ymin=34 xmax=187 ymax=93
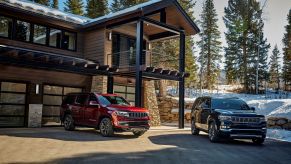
xmin=111 ymin=0 xmax=122 ymax=12
xmin=52 ymin=0 xmax=59 ymax=9
xmin=282 ymin=9 xmax=291 ymax=91
xmin=34 ymin=0 xmax=50 ymax=6
xmin=111 ymin=0 xmax=148 ymax=12
xmin=86 ymin=0 xmax=109 ymax=18
xmin=269 ymin=45 xmax=280 ymax=91
xmin=64 ymin=0 xmax=84 ymax=15
xmin=223 ymin=0 xmax=269 ymax=93
xmin=198 ymin=0 xmax=222 ymax=90
xmin=224 ymin=0 xmax=243 ymax=84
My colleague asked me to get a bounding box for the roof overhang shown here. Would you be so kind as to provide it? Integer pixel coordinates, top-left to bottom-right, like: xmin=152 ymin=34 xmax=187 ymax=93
xmin=82 ymin=0 xmax=200 ymax=36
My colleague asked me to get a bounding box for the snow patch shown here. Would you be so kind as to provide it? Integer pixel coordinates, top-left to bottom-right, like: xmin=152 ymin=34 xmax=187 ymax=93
xmin=267 ymin=129 xmax=291 ymax=142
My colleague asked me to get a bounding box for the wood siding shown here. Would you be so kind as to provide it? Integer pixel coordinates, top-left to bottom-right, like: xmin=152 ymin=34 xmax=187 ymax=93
xmin=83 ymin=28 xmax=105 ymax=64
xmin=0 ymin=65 xmax=91 ymax=87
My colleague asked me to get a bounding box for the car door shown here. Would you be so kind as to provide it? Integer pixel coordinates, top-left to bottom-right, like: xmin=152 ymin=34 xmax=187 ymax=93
xmin=191 ymin=98 xmax=201 ymax=124
xmin=200 ymin=98 xmax=211 ymax=130
xmin=72 ymin=94 xmax=88 ymax=125
xmin=84 ymin=94 xmax=100 ymax=127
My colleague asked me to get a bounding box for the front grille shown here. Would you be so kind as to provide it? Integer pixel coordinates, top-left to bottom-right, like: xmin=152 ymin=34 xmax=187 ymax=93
xmin=231 ymin=117 xmax=260 ymax=123
xmin=128 ymin=121 xmax=149 ymax=126
xmin=129 ymin=112 xmax=148 ymax=118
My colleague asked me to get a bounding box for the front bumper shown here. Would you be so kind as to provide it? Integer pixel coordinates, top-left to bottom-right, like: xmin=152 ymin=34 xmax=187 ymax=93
xmin=114 ymin=121 xmax=150 ymax=132
xmin=219 ymin=128 xmax=267 ymax=139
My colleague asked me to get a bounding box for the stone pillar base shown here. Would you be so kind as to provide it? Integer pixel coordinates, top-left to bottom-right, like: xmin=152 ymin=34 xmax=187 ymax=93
xmin=144 ymin=81 xmax=161 ymax=126
xmin=91 ymin=76 xmax=108 ymax=93
xmin=28 ymin=104 xmax=43 ymax=128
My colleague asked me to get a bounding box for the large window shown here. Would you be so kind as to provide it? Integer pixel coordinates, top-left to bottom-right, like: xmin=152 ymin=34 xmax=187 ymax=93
xmin=33 ymin=24 xmax=47 ymax=45
xmin=0 ymin=15 xmax=77 ymax=51
xmin=42 ymin=85 xmax=82 ymax=126
xmin=62 ymin=31 xmax=76 ymax=51
xmin=15 ymin=20 xmax=30 ymax=42
xmin=49 ymin=28 xmax=61 ymax=48
xmin=0 ymin=16 xmax=12 ymax=38
xmin=0 ymin=82 xmax=27 ymax=127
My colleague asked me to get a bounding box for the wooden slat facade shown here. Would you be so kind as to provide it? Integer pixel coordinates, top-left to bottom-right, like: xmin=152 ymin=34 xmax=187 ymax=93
xmin=83 ymin=28 xmax=106 ymax=64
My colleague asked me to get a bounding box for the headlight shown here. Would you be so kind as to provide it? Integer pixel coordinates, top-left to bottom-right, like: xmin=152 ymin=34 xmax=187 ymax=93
xmin=219 ymin=115 xmax=232 ymax=121
xmin=259 ymin=117 xmax=266 ymax=122
xmin=116 ymin=111 xmax=129 ymax=117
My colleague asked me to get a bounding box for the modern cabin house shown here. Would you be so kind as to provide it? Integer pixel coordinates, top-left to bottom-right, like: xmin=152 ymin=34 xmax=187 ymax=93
xmin=0 ymin=0 xmax=199 ymax=128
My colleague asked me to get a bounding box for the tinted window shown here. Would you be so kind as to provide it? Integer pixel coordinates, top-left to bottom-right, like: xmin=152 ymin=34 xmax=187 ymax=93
xmin=212 ymin=99 xmax=250 ymax=110
xmin=192 ymin=98 xmax=201 ymax=110
xmin=63 ymin=95 xmax=76 ymax=104
xmin=62 ymin=31 xmax=76 ymax=50
xmin=15 ymin=20 xmax=30 ymax=41
xmin=49 ymin=28 xmax=61 ymax=48
xmin=75 ymin=95 xmax=88 ymax=105
xmin=0 ymin=16 xmax=12 ymax=38
xmin=89 ymin=94 xmax=97 ymax=101
xmin=33 ymin=24 xmax=46 ymax=45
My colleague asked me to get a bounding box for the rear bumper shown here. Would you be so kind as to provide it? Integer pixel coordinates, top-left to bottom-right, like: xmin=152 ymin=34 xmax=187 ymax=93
xmin=219 ymin=128 xmax=267 ymax=139
xmin=114 ymin=121 xmax=150 ymax=132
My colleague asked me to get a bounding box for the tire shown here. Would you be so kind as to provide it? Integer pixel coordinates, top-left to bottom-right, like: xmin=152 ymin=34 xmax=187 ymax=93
xmin=132 ymin=130 xmax=146 ymax=137
xmin=252 ymin=138 xmax=265 ymax=145
xmin=208 ymin=121 xmax=219 ymax=142
xmin=99 ymin=118 xmax=114 ymax=137
xmin=64 ymin=114 xmax=75 ymax=131
xmin=191 ymin=118 xmax=200 ymax=135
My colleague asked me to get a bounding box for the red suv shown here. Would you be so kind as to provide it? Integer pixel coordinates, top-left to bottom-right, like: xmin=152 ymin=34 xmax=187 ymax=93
xmin=60 ymin=93 xmax=150 ymax=137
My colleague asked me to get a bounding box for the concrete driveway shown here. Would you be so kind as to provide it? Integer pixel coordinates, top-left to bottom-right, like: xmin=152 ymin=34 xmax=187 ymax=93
xmin=0 ymin=127 xmax=291 ymax=164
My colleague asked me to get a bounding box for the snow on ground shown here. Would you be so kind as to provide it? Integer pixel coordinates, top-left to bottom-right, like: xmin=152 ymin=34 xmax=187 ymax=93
xmin=267 ymin=129 xmax=291 ymax=142
xmin=169 ymin=86 xmax=291 ymax=120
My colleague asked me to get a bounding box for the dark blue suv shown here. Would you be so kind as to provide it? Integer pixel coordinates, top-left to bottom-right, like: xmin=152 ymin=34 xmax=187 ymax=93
xmin=190 ymin=97 xmax=267 ymax=144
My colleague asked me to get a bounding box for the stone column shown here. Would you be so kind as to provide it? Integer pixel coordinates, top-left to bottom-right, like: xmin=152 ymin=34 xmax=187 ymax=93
xmin=91 ymin=76 xmax=108 ymax=93
xmin=144 ymin=81 xmax=161 ymax=126
xmin=28 ymin=104 xmax=43 ymax=128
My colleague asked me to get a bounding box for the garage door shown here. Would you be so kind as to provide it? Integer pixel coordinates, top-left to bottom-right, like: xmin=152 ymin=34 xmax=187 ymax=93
xmin=0 ymin=81 xmax=27 ymax=127
xmin=113 ymin=84 xmax=135 ymax=105
xmin=42 ymin=85 xmax=82 ymax=126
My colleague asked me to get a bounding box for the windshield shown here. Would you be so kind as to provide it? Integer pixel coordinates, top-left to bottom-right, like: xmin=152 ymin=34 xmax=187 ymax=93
xmin=212 ymin=99 xmax=250 ymax=110
xmin=98 ymin=95 xmax=130 ymax=106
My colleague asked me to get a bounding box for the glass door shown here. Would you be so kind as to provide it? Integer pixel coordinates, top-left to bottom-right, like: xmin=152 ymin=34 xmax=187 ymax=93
xmin=0 ymin=82 xmax=27 ymax=127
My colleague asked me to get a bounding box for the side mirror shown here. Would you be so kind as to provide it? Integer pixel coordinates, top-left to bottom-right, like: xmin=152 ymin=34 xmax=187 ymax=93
xmin=89 ymin=101 xmax=100 ymax=108
xmin=250 ymin=107 xmax=255 ymax=111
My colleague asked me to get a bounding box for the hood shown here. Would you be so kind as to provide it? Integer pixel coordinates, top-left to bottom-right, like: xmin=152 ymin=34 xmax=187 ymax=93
xmin=214 ymin=109 xmax=257 ymax=115
xmin=106 ymin=104 xmax=148 ymax=112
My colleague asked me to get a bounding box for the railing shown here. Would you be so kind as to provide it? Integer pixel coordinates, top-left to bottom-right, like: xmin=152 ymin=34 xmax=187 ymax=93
xmin=106 ymin=49 xmax=180 ymax=72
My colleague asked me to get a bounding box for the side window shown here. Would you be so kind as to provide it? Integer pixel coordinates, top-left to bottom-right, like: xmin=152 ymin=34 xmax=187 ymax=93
xmin=200 ymin=99 xmax=211 ymax=109
xmin=89 ymin=94 xmax=97 ymax=102
xmin=192 ymin=98 xmax=201 ymax=110
xmin=75 ymin=95 xmax=88 ymax=105
xmin=63 ymin=95 xmax=76 ymax=104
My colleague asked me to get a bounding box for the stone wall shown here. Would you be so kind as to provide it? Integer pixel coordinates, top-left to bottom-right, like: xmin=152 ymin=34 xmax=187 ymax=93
xmin=91 ymin=76 xmax=107 ymax=93
xmin=144 ymin=81 xmax=161 ymax=126
xmin=158 ymin=96 xmax=193 ymax=123
xmin=267 ymin=117 xmax=291 ymax=130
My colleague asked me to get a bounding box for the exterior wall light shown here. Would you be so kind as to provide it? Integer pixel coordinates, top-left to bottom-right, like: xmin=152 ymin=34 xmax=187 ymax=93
xmin=108 ymin=32 xmax=112 ymax=41
xmin=35 ymin=84 xmax=39 ymax=94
